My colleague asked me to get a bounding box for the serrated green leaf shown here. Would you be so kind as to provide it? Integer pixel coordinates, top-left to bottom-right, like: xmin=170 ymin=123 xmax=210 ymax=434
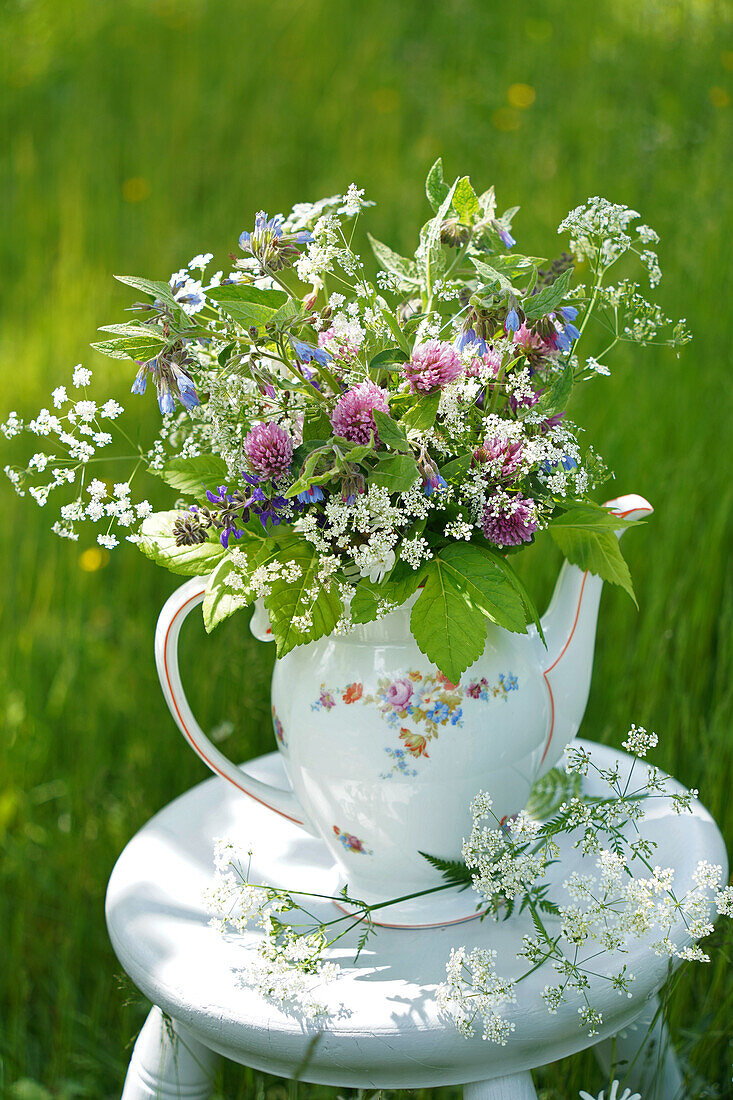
xmin=159 ymin=455 xmax=229 ymax=496
xmin=372 ymin=410 xmax=410 ymax=453
xmin=425 ymin=157 xmax=450 ymax=212
xmin=202 ymin=555 xmax=252 ymax=632
xmin=452 ymin=175 xmax=479 ymax=222
xmin=367 ymin=234 xmax=421 ymax=289
xmin=410 ymin=559 xmax=488 ymax=683
xmin=549 ymin=523 xmax=636 ymax=604
xmin=350 ymin=566 xmax=424 ymax=625
xmin=402 ymin=391 xmax=440 ymax=433
xmin=137 ymin=511 xmax=225 ymax=576
xmin=524 ymin=267 xmax=574 ymax=320
xmin=437 ymin=543 xmax=528 ymax=633
xmin=419 ymin=850 xmax=472 ymax=888
xmin=263 ymin=543 xmax=342 ymax=657
xmin=369 ymin=453 xmax=420 ymax=493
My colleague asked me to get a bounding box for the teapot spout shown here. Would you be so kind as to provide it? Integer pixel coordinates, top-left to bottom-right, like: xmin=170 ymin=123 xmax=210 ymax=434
xmin=535 ymin=493 xmax=653 ymax=778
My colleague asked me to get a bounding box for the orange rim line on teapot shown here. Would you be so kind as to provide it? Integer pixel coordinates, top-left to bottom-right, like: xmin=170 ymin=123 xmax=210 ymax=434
xmin=540 ymin=500 xmax=647 ymax=767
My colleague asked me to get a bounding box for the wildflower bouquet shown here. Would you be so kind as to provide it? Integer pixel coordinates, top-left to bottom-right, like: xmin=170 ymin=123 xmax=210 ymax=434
xmin=3 ymin=161 xmax=689 ymax=680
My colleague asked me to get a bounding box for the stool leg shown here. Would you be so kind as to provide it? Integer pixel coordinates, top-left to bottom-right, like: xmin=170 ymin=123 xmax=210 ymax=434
xmin=121 ymin=1006 xmax=218 ymax=1100
xmin=593 ymin=995 xmax=684 ymax=1099
xmin=464 ymin=1072 xmax=538 ymax=1100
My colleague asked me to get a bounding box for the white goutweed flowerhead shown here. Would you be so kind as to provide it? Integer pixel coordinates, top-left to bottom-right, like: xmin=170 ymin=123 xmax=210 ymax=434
xmin=579 ymin=1081 xmax=641 ymax=1100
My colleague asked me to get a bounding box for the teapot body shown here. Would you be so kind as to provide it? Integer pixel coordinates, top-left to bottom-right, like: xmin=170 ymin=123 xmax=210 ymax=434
xmin=270 ymin=602 xmax=550 ymax=921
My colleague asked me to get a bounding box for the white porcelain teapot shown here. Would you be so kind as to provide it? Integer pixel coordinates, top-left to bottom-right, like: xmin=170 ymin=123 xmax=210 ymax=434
xmin=156 ymin=493 xmax=651 ymax=926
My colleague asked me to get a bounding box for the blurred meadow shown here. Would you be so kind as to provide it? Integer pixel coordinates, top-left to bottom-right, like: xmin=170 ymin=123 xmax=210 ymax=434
xmin=1 ymin=0 xmax=732 ymax=1096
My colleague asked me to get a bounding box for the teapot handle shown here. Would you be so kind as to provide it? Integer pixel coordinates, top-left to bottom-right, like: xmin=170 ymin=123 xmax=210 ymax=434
xmin=154 ymin=577 xmax=316 ymax=832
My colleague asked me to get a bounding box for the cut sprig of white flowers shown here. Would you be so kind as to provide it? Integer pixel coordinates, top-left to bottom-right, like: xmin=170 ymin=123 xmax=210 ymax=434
xmin=204 ymin=727 xmax=732 ymax=1043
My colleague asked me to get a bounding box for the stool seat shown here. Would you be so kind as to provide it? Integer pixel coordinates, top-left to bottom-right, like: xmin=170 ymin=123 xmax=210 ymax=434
xmin=106 ymin=740 xmax=727 ymax=1095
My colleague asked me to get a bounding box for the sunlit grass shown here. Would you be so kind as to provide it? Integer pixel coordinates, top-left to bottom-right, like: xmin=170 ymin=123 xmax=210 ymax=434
xmin=1 ymin=0 xmax=731 ymax=1095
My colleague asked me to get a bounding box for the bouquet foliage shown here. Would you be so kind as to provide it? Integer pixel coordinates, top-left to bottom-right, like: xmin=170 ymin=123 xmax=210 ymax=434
xmin=3 ymin=162 xmax=689 ymax=680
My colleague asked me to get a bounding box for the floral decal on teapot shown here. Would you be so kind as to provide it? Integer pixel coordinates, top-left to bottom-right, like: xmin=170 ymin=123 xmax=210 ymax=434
xmin=333 ymin=825 xmax=373 ymax=855
xmin=272 ymin=706 xmax=287 ymax=749
xmin=313 ymin=670 xmax=517 ymax=776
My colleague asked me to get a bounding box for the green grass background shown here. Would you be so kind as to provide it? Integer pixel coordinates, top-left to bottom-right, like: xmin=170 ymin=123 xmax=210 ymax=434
xmin=1 ymin=0 xmax=732 ymax=1096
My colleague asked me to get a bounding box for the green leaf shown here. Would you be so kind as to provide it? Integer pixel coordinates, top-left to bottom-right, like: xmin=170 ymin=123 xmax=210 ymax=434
xmin=372 ymin=410 xmax=410 ymax=453
xmin=523 ymin=267 xmax=574 ymax=320
xmin=436 ymin=544 xmax=528 ymax=634
xmin=349 ymin=580 xmax=383 ymax=626
xmin=159 ymin=455 xmax=229 ymax=496
xmin=418 ymin=178 xmax=458 ymax=278
xmin=549 ymin=523 xmax=636 ymax=604
xmin=550 ymin=502 xmax=639 ymax=533
xmin=369 ymin=453 xmax=420 ymax=493
xmin=472 ymin=257 xmax=517 ymax=296
xmin=439 ymin=453 xmax=473 ymax=481
xmin=263 ymin=543 xmax=342 ymax=657
xmin=333 ymin=436 xmax=376 ymax=461
xmin=202 ymin=555 xmax=252 ymax=632
xmin=97 ymin=322 xmax=167 ymax=340
xmin=90 ymin=334 xmax=167 ymax=361
xmin=533 ymin=362 xmax=573 ymax=419
xmin=410 ymin=560 xmax=488 ymax=684
xmin=452 ymin=175 xmax=479 ymax=222
xmin=114 ymin=274 xmax=179 ymax=310
xmin=488 ymin=254 xmax=547 ymax=275
xmin=302 ymin=408 xmax=332 ymax=442
xmin=425 ymin=157 xmax=450 ymax=212
xmin=207 ymin=283 xmax=288 ymax=327
xmin=419 ymin=851 xmax=472 ymax=888
xmin=402 ymin=391 xmax=440 ymax=433
xmin=367 ymin=234 xmax=421 ymax=289
xmin=368 ymin=347 xmax=408 ymax=371
xmin=350 ymin=566 xmax=424 ymax=625
xmin=270 ymin=298 xmax=304 ymax=325
xmin=137 ymin=511 xmax=226 ymax=576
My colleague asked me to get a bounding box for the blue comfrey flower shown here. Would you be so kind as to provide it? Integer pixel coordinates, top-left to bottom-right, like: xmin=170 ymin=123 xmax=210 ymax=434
xmin=173 ymin=366 xmax=200 ymax=410
xmin=296 ymin=485 xmax=325 ymax=505
xmin=560 ymin=306 xmax=579 ymax=322
xmin=130 ymin=357 xmax=199 ymax=417
xmin=455 ymin=326 xmax=488 ymax=355
xmin=505 ymin=307 xmax=520 ymax=333
xmin=563 ymin=322 xmax=581 ymax=342
xmin=554 ymin=328 xmax=571 ymax=352
xmin=290 ymin=337 xmax=332 ymax=366
xmin=493 ymin=222 xmax=516 ymax=249
xmin=422 ymin=472 xmax=448 ymax=497
xmin=540 ymin=454 xmax=578 ymax=474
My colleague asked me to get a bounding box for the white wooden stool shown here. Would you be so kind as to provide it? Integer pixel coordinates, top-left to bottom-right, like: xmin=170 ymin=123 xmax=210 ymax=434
xmin=105 ymin=742 xmax=727 ymax=1099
